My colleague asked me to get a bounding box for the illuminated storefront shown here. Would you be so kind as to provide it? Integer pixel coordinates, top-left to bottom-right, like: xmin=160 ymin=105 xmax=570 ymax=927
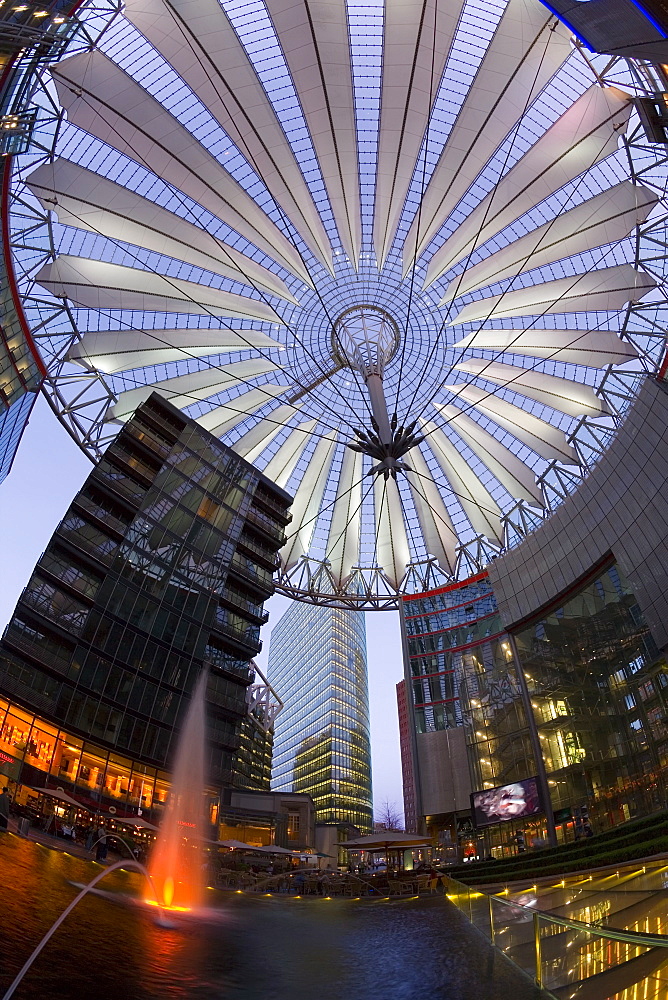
xmin=0 ymin=693 xmax=171 ymax=816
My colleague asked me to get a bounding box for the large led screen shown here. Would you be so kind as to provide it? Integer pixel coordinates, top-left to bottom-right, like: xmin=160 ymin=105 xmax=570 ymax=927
xmin=471 ymin=777 xmax=542 ymax=828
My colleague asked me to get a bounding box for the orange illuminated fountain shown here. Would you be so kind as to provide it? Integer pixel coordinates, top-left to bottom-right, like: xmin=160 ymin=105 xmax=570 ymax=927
xmin=148 ymin=667 xmax=209 ymax=912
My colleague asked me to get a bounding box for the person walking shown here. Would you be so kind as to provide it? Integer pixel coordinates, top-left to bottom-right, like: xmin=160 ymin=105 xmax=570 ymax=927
xmin=0 ymin=787 xmax=10 ymax=832
xmin=95 ymin=822 xmax=107 ymax=862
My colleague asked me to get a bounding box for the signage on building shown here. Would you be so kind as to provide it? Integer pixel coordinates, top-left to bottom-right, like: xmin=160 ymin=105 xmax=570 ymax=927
xmin=0 ymin=750 xmax=20 ymax=781
xmin=553 ymin=806 xmax=573 ymax=824
xmin=471 ymin=777 xmax=543 ymax=829
xmin=456 ymin=817 xmax=474 ymax=840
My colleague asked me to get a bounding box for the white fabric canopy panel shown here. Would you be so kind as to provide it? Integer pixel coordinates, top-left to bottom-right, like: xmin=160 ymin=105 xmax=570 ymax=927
xmin=123 ymin=0 xmax=334 ymax=274
xmin=36 ymin=257 xmax=286 ymax=324
xmin=443 ymin=385 xmax=579 ymax=464
xmin=426 ymin=86 xmax=634 ymax=287
xmin=373 ymin=476 xmax=411 ymax=589
xmin=421 ymin=420 xmax=504 ymax=543
xmin=326 ymin=446 xmax=363 ymax=586
xmin=195 ymin=386 xmax=287 ymax=437
xmin=441 ymin=181 xmax=658 ymax=303
xmin=233 ymin=404 xmax=303 ymax=464
xmin=11 ymin=0 xmax=667 ymax=607
xmin=264 ymin=0 xmax=361 ymax=266
xmin=435 ymin=403 xmax=544 ymax=506
xmin=68 ymin=328 xmax=283 ymax=374
xmin=281 ymin=432 xmax=338 ymax=572
xmin=404 ymin=445 xmax=458 ymax=574
xmin=260 ymin=420 xmax=317 ymax=489
xmin=402 ymin=0 xmax=573 ymax=272
xmin=51 ymin=53 xmax=315 ymax=285
xmin=108 ymin=359 xmax=280 ymax=420
xmin=451 ymin=328 xmax=639 ymax=367
xmin=450 ymin=264 xmax=657 ymax=326
xmin=373 ymin=0 xmax=464 ymax=269
xmin=454 ymin=360 xmax=611 ymax=416
xmin=28 ymin=159 xmax=300 ymax=304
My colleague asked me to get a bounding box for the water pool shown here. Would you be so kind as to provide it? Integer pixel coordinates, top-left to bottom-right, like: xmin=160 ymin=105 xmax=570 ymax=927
xmin=0 ymin=836 xmax=545 ymax=1000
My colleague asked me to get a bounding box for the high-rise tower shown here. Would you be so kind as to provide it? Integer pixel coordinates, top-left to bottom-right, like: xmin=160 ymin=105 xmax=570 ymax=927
xmin=0 ymin=392 xmax=291 ymax=819
xmin=268 ymin=602 xmax=373 ymax=833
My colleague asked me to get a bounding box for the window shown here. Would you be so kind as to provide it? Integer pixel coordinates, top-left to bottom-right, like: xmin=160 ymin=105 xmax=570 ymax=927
xmin=287 ymin=812 xmax=300 ymax=838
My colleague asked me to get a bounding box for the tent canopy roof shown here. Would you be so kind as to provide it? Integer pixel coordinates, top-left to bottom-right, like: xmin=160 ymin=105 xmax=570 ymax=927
xmin=30 ymin=786 xmax=91 ymax=810
xmin=338 ymin=832 xmax=433 ymax=850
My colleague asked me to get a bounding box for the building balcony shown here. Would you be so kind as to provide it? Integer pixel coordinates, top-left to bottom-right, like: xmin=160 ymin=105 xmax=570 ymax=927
xmin=245 ymin=507 xmax=286 ymax=546
xmin=236 ymin=532 xmax=281 ymax=571
xmin=211 ymin=619 xmax=261 ymax=654
xmin=122 ymin=421 xmax=172 ymax=460
xmin=252 ymin=490 xmax=292 ymax=525
xmin=55 ymin=526 xmax=118 ymax=567
xmin=107 ymin=444 xmax=159 ymax=485
xmin=2 ymin=626 xmax=73 ymax=675
xmin=230 ymin=553 xmax=274 ymax=597
xmin=72 ymin=494 xmax=130 ymax=539
xmin=220 ymin=588 xmax=269 ymax=624
xmin=18 ymin=589 xmax=88 ymax=637
xmin=90 ymin=466 xmax=145 ymax=507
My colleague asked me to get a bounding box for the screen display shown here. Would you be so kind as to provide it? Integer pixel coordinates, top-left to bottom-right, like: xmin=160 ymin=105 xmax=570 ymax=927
xmin=471 ymin=777 xmax=542 ymax=828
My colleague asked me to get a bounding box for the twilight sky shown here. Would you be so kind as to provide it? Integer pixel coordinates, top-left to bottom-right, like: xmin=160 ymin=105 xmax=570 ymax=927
xmin=0 ymin=397 xmax=405 ymax=819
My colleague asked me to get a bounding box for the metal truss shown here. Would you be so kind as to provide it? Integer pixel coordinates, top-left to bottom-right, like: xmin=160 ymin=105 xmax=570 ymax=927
xmin=246 ymin=662 xmax=283 ymax=733
xmin=5 ymin=15 xmax=668 ymax=609
xmin=4 ymin=0 xmax=123 ymax=460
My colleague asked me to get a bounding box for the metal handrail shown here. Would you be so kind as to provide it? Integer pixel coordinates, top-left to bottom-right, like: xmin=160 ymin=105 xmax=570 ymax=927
xmin=446 ymin=874 xmax=668 ymax=949
xmin=443 ymin=872 xmax=668 ymax=992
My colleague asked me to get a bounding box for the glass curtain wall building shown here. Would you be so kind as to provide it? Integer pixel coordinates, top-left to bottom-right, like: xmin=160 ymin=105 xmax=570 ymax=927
xmin=514 ymin=560 xmax=668 ymax=833
xmin=401 ymin=562 xmax=668 ymax=851
xmin=268 ymin=602 xmax=373 ymax=832
xmin=0 ymin=389 xmax=36 ymax=484
xmin=400 ymin=574 xmax=536 ymax=850
xmin=0 ymin=392 xmax=291 ymax=820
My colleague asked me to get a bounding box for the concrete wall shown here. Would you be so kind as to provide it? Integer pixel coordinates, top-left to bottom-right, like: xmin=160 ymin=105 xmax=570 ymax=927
xmin=489 ymin=377 xmax=668 ymax=644
xmin=417 ymin=727 xmax=471 ymax=815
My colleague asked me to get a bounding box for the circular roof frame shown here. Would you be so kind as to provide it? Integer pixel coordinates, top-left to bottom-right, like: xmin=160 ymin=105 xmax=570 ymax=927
xmin=5 ymin=1 xmax=668 ymax=608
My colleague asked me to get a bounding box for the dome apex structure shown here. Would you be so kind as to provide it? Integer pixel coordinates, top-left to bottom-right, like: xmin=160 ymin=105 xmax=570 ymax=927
xmin=6 ymin=0 xmax=668 ymax=606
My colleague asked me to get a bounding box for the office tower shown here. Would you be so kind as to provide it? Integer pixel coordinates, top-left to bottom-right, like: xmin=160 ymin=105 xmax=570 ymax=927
xmin=268 ymin=601 xmax=373 ymax=833
xmin=0 ymin=392 xmax=291 ymax=818
xmin=396 ymin=680 xmax=417 ymax=833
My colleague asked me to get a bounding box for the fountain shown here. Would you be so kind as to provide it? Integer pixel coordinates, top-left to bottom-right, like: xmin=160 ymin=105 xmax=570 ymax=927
xmin=148 ymin=666 xmax=209 ymax=912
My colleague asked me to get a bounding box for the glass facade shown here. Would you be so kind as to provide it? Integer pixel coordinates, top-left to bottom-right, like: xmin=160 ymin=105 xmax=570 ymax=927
xmin=401 ymin=564 xmax=668 ymax=852
xmin=0 ymin=387 xmax=36 ymax=484
xmin=515 ymin=561 xmax=668 ymax=832
xmin=403 ymin=572 xmax=534 ymax=790
xmin=0 ymin=393 xmax=291 ymax=818
xmin=268 ymin=602 xmax=373 ymax=832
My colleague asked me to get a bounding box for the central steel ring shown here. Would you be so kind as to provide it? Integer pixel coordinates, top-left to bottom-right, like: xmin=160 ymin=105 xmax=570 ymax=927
xmin=331 ymin=305 xmax=401 ymax=377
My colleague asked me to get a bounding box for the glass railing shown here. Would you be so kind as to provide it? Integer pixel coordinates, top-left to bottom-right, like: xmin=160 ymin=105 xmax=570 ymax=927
xmin=237 ymin=532 xmax=281 ymax=569
xmin=245 ymin=506 xmax=286 ymax=544
xmin=442 ymin=873 xmax=668 ymax=998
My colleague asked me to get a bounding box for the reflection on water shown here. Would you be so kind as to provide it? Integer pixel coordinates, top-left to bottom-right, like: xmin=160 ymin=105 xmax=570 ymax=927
xmin=0 ymin=837 xmax=544 ymax=1000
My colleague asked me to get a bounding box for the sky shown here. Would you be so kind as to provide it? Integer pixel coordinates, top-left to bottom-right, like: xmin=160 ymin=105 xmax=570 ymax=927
xmin=0 ymin=396 xmax=406 ymax=819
